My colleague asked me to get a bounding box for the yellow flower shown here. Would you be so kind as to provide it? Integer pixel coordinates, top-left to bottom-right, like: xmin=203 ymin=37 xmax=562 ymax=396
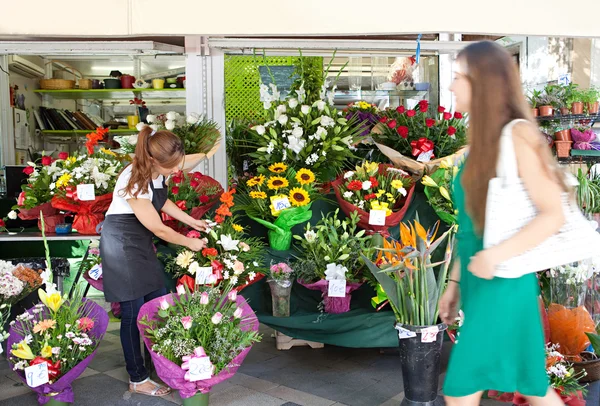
xmin=176 ymin=251 xmax=195 ymax=268
xmin=386 ymin=193 xmax=395 ymax=203
xmin=100 ymin=148 xmax=116 ymax=157
xmin=439 ymin=157 xmax=453 ymax=169
xmin=250 ymin=191 xmax=267 ymax=199
xmin=38 ymin=289 xmax=64 ymax=313
xmin=375 ymin=189 xmax=385 ymax=198
xmin=268 ymin=162 xmax=288 ymax=174
xmin=421 ymin=175 xmax=438 ymax=188
xmin=68 ymin=156 xmax=77 ymax=164
xmin=267 ymin=176 xmax=289 ymax=190
xmin=391 ymin=179 xmax=404 ymax=190
xmin=289 ymin=188 xmax=310 ymax=207
xmin=439 ymin=186 xmax=452 ymax=202
xmin=56 ymin=173 xmax=72 ymax=188
xmin=41 ymin=343 xmax=52 ymax=358
xmin=371 ymin=201 xmax=392 ymax=216
xmin=246 ymin=174 xmax=265 ymax=187
xmin=12 ymin=340 xmax=35 ymax=360
xmin=357 ymin=161 xmax=379 ymax=177
xmin=295 ymin=169 xmax=316 ymax=185
xmin=232 ymin=224 xmax=244 ymax=232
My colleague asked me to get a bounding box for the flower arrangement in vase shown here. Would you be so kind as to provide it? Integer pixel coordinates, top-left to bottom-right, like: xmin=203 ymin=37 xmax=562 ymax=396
xmin=267 ymin=263 xmax=295 ymax=317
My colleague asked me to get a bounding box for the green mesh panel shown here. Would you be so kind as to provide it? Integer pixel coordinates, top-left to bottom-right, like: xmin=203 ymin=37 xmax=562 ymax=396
xmin=224 ymin=55 xmax=293 ymax=121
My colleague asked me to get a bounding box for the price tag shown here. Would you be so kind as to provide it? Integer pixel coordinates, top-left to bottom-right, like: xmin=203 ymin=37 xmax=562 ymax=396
xmin=243 ymin=160 xmax=249 ymax=171
xmin=368 ymin=210 xmax=386 ymax=226
xmin=195 ymin=267 xmax=213 ymax=285
xmin=77 ymin=184 xmax=96 ymax=201
xmin=416 ymin=150 xmax=434 ymax=163
xmin=395 ymin=326 xmax=417 ymax=340
xmin=187 ymin=357 xmax=213 ymax=381
xmin=328 ymin=279 xmax=346 ymax=298
xmin=272 ymin=197 xmax=291 ymax=212
xmin=88 ymin=264 xmax=102 ymax=281
xmin=421 ymin=326 xmax=439 ymax=343
xmin=558 ymin=73 xmax=571 ymax=86
xmin=25 ymin=362 xmax=49 ymax=388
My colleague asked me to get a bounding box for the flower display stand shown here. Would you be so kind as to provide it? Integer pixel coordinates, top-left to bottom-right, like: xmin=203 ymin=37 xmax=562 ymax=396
xmin=274 ymin=330 xmax=324 ymax=350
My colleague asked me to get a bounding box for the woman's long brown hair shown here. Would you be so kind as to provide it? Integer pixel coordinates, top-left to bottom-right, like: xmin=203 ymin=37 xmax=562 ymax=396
xmin=460 ymin=41 xmax=569 ymax=232
xmin=122 ymin=126 xmax=184 ymax=198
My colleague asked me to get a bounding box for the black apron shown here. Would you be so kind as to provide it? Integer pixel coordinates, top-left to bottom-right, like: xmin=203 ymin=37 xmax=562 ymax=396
xmin=100 ymin=177 xmax=168 ymax=302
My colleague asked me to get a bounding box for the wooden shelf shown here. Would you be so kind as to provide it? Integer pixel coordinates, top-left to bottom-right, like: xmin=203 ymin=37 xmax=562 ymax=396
xmin=34 ymin=88 xmax=186 ymax=100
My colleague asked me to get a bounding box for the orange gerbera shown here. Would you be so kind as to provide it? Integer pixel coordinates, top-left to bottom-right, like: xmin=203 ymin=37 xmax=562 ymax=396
xmin=216 ymin=204 xmax=232 ymax=217
xmin=220 ymin=189 xmax=236 ymax=208
xmin=32 ymin=319 xmax=57 ymax=334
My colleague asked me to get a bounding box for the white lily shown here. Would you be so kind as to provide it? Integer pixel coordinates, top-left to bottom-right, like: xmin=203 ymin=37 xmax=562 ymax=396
xmin=287 ymin=136 xmax=306 ymax=155
xmin=217 ymin=234 xmax=239 ymax=251
xmin=254 ymin=125 xmax=266 ymax=135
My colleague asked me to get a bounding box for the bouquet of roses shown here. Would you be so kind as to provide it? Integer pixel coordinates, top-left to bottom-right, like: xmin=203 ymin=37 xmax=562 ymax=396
xmin=422 ymin=156 xmax=463 ymax=226
xmin=488 ymin=343 xmax=586 ymax=406
xmin=50 ymin=147 xmax=124 ymax=235
xmin=164 ymin=190 xmax=267 ymax=293
xmin=343 ymin=101 xmax=380 ymax=136
xmin=246 ymin=80 xmax=364 ymax=182
xmin=372 ymin=102 xmax=467 ymax=175
xmin=237 ymin=164 xmax=318 ymax=251
xmin=163 ymin=171 xmax=224 ymax=233
xmin=332 ymin=161 xmax=415 ymax=236
xmin=137 ymin=279 xmax=260 ymax=404
xmin=294 ymin=210 xmax=374 ymax=314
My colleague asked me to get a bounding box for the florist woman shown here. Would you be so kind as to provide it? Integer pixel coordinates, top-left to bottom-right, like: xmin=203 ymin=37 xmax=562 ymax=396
xmin=439 ymin=41 xmax=567 ymax=405
xmin=101 ymin=126 xmax=207 ymax=397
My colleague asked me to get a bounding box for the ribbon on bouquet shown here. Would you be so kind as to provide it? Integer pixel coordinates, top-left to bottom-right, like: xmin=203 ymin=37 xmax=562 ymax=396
xmin=181 ymin=347 xmax=215 ymax=382
xmin=410 ymin=138 xmax=435 ymax=158
xmin=324 ymin=263 xmax=348 ymax=281
xmin=65 ymin=187 xmax=78 ymax=201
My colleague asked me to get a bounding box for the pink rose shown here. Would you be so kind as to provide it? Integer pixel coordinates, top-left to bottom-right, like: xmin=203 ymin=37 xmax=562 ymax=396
xmin=176 ymin=284 xmax=186 ymax=296
xmin=181 ymin=316 xmax=193 ymax=330
xmin=228 ymin=291 xmax=237 ymax=302
xmin=233 ymin=261 xmax=245 ymax=275
xmin=200 ymin=292 xmax=210 ymax=305
xmin=233 ymin=307 xmax=243 ymax=319
xmin=159 ymin=298 xmax=170 ymax=310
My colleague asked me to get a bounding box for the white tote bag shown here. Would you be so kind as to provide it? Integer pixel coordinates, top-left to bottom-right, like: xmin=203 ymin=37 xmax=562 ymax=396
xmin=483 ymin=119 xmax=600 ymax=278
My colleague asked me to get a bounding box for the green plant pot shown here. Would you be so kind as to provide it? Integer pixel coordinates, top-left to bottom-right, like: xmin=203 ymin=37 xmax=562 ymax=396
xmin=46 ymin=398 xmax=70 ymax=406
xmin=182 ymin=392 xmax=209 ymax=406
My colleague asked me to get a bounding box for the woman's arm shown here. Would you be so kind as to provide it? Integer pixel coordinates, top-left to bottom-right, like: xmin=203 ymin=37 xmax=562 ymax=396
xmin=161 ymin=199 xmax=207 ymax=231
xmin=469 ymin=122 xmax=565 ymax=279
xmin=128 ymin=198 xmax=206 ymax=251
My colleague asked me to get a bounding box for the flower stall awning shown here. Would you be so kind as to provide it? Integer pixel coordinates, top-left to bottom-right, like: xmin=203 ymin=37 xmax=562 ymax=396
xmin=2 ymin=0 xmax=600 ymax=38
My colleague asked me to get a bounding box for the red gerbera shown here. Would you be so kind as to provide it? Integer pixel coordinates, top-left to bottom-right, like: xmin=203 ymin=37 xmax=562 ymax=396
xmin=364 ymin=193 xmax=377 ymax=200
xmin=369 ymin=176 xmax=379 ymax=188
xmin=347 ymin=180 xmax=363 ymax=191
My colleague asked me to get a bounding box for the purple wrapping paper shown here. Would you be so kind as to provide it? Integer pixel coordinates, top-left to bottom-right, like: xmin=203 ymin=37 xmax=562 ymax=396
xmin=345 ymin=111 xmax=378 ymax=136
xmin=299 ymin=279 xmax=362 ymax=314
xmin=136 ymin=294 xmax=259 ymax=399
xmin=571 ymin=127 xmax=600 ymax=150
xmin=7 ymin=299 xmax=109 ymax=405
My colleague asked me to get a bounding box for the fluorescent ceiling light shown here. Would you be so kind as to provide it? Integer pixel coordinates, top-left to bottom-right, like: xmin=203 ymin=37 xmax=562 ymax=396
xmin=90 ymin=66 xmax=135 ymax=71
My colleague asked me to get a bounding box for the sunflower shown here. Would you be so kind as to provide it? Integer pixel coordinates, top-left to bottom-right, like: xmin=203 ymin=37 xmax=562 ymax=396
xmin=267 ymin=176 xmax=289 ymax=190
xmin=295 ymin=168 xmax=316 ymax=185
xmin=250 ymin=191 xmax=267 ymax=199
xmin=246 ymin=174 xmax=265 ymax=187
xmin=268 ymin=162 xmax=288 ymax=174
xmin=232 ymin=224 xmax=244 ymax=232
xmin=289 ymin=188 xmax=310 ymax=207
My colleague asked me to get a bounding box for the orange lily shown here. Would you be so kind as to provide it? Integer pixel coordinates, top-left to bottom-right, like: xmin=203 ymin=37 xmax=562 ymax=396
xmin=220 ymin=189 xmax=236 ymax=208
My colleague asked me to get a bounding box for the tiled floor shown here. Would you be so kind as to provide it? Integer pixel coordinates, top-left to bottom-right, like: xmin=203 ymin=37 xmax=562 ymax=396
xmin=0 ymin=321 xmax=597 ymax=405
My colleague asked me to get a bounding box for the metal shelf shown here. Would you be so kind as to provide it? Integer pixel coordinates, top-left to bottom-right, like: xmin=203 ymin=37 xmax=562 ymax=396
xmin=41 ymin=129 xmax=137 ymax=136
xmin=537 ymin=113 xmax=600 ymax=123
xmin=34 ymin=88 xmax=186 ymax=100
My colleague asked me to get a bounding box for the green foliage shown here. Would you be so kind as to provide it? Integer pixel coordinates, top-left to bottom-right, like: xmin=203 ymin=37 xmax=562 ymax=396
xmin=289 ymin=54 xmax=324 ymax=106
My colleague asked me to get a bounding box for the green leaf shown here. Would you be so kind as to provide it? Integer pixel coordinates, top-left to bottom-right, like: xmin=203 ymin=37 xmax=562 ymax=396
xmin=586 ymin=332 xmax=600 ymax=354
xmin=362 ymin=255 xmax=401 ymax=312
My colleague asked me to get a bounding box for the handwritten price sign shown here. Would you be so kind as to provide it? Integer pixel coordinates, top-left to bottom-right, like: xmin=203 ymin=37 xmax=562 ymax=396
xmin=396 ymin=326 xmax=417 ymax=340
xmin=25 ymin=363 xmax=49 ymax=388
xmin=187 ymin=357 xmax=213 ymax=382
xmin=328 ymin=280 xmax=347 ymax=298
xmin=195 ymin=267 xmax=213 ymax=285
xmin=421 ymin=326 xmax=439 ymax=343
xmin=272 ymin=197 xmax=291 ymax=212
xmin=368 ymin=209 xmax=386 ymax=226
xmin=77 ymin=184 xmax=96 ymax=201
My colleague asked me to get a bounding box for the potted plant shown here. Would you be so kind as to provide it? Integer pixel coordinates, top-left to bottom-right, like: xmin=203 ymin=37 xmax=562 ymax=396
xmin=569 ymin=88 xmax=585 ymax=115
xmin=537 ymin=93 xmax=556 ymax=117
xmin=546 ymin=84 xmax=569 ymax=115
xmin=553 ymin=125 xmax=572 ymax=142
xmin=583 ymin=87 xmax=600 ymax=115
xmin=527 ymin=89 xmax=541 ymax=117
xmin=363 ymin=219 xmax=453 ymax=406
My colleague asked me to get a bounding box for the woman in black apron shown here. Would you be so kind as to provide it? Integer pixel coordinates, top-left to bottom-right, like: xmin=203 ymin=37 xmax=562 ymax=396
xmin=101 ymin=126 xmax=207 ymax=397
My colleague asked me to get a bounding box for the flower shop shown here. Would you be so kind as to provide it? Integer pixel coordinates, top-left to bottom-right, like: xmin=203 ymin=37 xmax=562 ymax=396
xmin=0 ymin=33 xmax=600 ymax=406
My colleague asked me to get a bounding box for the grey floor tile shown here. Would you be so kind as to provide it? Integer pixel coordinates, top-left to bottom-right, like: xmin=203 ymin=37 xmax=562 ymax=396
xmin=87 ymin=351 xmax=126 ymax=372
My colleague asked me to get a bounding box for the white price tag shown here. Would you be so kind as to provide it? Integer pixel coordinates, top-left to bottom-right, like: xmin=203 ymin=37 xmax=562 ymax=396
xmin=558 ymin=73 xmax=571 ymax=86
xmin=396 ymin=326 xmax=417 ymax=339
xmin=187 ymin=357 xmax=213 ymax=381
xmin=421 ymin=326 xmax=439 ymax=343
xmin=77 ymin=184 xmax=96 ymax=201
xmin=243 ymin=160 xmax=249 ymax=171
xmin=416 ymin=150 xmax=434 ymax=163
xmin=195 ymin=267 xmax=213 ymax=285
xmin=272 ymin=197 xmax=291 ymax=212
xmin=368 ymin=209 xmax=386 ymax=226
xmin=88 ymin=264 xmax=102 ymax=281
xmin=25 ymin=362 xmax=49 ymax=388
xmin=328 ymin=279 xmax=346 ymax=298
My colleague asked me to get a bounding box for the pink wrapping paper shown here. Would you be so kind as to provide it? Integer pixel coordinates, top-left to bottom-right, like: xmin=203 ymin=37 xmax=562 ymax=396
xmin=137 ymin=294 xmax=259 ymax=398
xmin=299 ymin=279 xmax=362 ymax=314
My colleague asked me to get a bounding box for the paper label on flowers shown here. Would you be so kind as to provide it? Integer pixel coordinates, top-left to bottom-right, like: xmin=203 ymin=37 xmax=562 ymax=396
xmin=421 ymin=326 xmax=438 ymax=343
xmin=77 ymin=184 xmax=96 ymax=201
xmin=88 ymin=264 xmax=102 ymax=280
xmin=272 ymin=197 xmax=291 ymax=212
xmin=195 ymin=267 xmax=213 ymax=285
xmin=25 ymin=362 xmax=49 ymax=388
xmin=328 ymin=279 xmax=346 ymax=297
xmin=396 ymin=326 xmax=417 ymax=339
xmin=416 ymin=150 xmax=434 ymax=163
xmin=188 ymin=357 xmax=213 ymax=381
xmin=369 ymin=210 xmax=386 ymax=226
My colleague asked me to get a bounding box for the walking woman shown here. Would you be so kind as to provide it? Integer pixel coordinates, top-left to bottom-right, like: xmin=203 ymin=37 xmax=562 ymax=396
xmin=439 ymin=41 xmax=567 ymax=405
xmin=101 ymin=126 xmax=207 ymax=397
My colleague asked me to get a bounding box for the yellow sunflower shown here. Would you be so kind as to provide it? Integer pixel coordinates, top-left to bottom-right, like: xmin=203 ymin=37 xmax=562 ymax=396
xmin=56 ymin=173 xmax=72 ymax=188
xmin=267 ymin=176 xmax=289 ymax=190
xmin=268 ymin=162 xmax=288 ymax=174
xmin=295 ymin=168 xmax=316 ymax=185
xmin=246 ymin=174 xmax=265 ymax=187
xmin=289 ymin=188 xmax=310 ymax=207
xmin=232 ymin=224 xmax=244 ymax=232
xmin=250 ymin=191 xmax=267 ymax=199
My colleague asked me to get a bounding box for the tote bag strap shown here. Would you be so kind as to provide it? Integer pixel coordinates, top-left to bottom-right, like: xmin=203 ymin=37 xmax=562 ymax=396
xmin=497 ymin=119 xmax=529 ymax=181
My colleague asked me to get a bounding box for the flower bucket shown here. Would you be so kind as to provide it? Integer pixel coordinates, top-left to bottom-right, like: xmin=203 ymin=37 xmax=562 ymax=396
xmin=182 ymin=392 xmax=209 ymax=406
xmin=268 ymin=280 xmax=292 ymax=317
xmin=45 ymin=398 xmax=70 ymax=406
xmin=299 ymin=279 xmax=362 ymax=314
